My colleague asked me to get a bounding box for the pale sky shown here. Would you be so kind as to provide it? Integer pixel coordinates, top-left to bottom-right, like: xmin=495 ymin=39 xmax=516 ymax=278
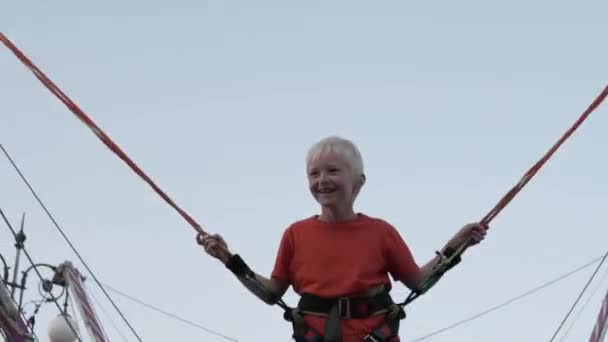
xmin=1 ymin=1 xmax=608 ymax=341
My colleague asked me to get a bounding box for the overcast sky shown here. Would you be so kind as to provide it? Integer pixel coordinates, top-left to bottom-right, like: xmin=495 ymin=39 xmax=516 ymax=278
xmin=2 ymin=1 xmax=608 ymax=341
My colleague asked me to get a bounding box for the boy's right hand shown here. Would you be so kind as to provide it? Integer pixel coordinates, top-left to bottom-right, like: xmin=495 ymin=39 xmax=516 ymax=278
xmin=197 ymin=233 xmax=232 ymax=264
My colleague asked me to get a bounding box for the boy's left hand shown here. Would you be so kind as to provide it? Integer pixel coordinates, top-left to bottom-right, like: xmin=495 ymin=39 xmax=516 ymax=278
xmin=450 ymin=222 xmax=488 ymax=248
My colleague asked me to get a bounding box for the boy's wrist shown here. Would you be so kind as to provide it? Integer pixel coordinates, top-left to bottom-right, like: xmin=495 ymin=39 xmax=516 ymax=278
xmin=225 ymin=253 xmax=254 ymax=278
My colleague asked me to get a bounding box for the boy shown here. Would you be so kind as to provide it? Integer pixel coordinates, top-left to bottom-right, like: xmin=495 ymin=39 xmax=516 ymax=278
xmin=199 ymin=136 xmax=487 ymax=341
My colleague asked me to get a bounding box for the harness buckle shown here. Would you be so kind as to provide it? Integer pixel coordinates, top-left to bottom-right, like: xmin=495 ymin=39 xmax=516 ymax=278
xmin=363 ymin=334 xmax=381 ymax=342
xmin=337 ymin=297 xmax=351 ymax=318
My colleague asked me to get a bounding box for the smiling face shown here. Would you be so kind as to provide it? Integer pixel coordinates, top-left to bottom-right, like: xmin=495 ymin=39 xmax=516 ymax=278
xmin=305 ymin=137 xmax=366 ymax=215
xmin=307 ymin=152 xmax=358 ymax=209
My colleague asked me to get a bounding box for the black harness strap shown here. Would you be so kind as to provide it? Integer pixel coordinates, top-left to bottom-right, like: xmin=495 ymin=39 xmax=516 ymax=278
xmin=283 ymin=289 xmax=405 ymax=342
xmin=298 ymin=290 xmax=395 ymax=319
xmin=224 ymin=254 xmax=408 ymax=341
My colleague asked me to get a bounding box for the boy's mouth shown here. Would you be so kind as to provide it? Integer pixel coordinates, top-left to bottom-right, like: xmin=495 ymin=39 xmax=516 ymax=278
xmin=318 ymin=188 xmax=336 ymax=194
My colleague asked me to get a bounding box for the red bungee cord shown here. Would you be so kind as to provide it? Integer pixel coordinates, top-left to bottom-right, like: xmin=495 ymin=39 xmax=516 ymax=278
xmin=0 ymin=33 xmax=207 ymax=238
xmin=403 ymin=82 xmax=608 ymax=304
xmin=1 ymin=32 xmax=606 ymax=285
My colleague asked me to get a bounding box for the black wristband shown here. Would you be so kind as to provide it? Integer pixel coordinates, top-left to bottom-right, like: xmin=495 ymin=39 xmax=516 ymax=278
xmin=225 ymin=254 xmax=254 ymax=278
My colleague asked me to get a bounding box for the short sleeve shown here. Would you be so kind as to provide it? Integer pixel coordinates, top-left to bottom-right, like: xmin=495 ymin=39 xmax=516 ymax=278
xmin=271 ymin=227 xmax=294 ymax=283
xmin=383 ymin=224 xmax=420 ymax=284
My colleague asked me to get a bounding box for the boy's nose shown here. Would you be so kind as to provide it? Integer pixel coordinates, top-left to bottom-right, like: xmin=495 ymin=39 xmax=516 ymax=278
xmin=318 ymin=172 xmax=329 ymax=183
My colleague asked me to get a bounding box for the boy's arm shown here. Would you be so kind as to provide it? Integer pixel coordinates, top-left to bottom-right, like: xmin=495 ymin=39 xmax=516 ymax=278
xmin=197 ymin=233 xmax=290 ymax=305
xmin=223 ymin=253 xmax=289 ymax=305
xmin=236 ymin=271 xmax=289 ymax=305
xmin=404 ymin=222 xmax=487 ymax=291
xmin=409 ymin=243 xmax=462 ymax=290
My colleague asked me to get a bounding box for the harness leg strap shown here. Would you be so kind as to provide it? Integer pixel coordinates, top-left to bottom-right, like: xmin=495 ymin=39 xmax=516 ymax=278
xmin=363 ymin=319 xmax=400 ymax=342
xmin=323 ymin=303 xmax=342 ymax=342
xmin=363 ymin=305 xmax=405 ymax=342
xmin=289 ymin=309 xmax=324 ymax=342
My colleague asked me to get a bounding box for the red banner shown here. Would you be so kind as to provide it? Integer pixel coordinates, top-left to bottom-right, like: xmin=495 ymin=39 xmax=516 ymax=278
xmin=590 ymin=287 xmax=608 ymax=342
xmin=58 ymin=261 xmax=107 ymax=342
xmin=0 ymin=280 xmax=33 ymax=342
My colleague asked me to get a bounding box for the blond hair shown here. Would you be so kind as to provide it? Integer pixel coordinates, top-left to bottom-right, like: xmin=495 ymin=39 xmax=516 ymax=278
xmin=306 ymin=136 xmax=364 ymax=177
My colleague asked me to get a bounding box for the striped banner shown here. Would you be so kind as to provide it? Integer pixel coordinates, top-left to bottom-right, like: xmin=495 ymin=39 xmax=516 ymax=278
xmin=0 ymin=311 xmax=32 ymax=342
xmin=0 ymin=280 xmax=34 ymax=342
xmin=590 ymin=287 xmax=608 ymax=342
xmin=59 ymin=261 xmax=108 ymax=342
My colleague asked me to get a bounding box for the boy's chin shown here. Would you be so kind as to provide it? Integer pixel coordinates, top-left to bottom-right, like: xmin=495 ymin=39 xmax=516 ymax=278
xmin=316 ymin=201 xmax=343 ymax=209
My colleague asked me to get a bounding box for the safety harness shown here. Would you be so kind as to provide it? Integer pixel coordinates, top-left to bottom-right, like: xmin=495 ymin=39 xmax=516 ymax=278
xmin=284 ymin=286 xmax=405 ymax=342
xmin=224 ymin=246 xmax=462 ymax=342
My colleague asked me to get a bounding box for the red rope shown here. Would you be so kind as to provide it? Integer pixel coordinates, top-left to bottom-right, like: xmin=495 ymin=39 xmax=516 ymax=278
xmin=0 ymin=33 xmax=207 ymax=237
xmin=439 ymin=85 xmax=608 ymax=259
xmin=481 ymin=85 xmax=608 ymax=226
xmin=1 ymin=31 xmax=606 ymax=248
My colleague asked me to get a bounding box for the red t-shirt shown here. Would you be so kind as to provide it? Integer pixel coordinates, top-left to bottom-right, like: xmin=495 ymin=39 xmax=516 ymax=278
xmin=271 ymin=213 xmax=420 ymax=341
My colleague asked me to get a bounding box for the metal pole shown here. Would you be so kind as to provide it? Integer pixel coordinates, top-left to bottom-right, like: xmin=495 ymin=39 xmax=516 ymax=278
xmin=10 ymin=213 xmax=26 ymax=298
xmin=0 ymin=253 xmax=8 ymax=283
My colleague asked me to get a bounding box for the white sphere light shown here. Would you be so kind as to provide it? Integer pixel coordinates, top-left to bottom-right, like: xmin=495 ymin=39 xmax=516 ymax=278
xmin=48 ymin=314 xmax=79 ymax=342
